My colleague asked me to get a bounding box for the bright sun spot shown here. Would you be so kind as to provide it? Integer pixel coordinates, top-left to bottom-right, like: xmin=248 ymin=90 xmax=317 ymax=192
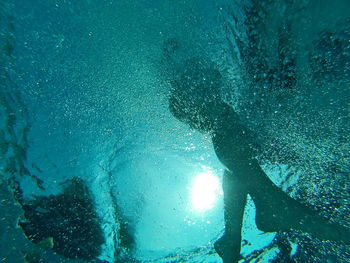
xmin=189 ymin=171 xmax=223 ymax=212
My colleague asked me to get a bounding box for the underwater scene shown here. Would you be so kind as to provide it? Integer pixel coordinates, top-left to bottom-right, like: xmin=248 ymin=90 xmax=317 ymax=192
xmin=0 ymin=0 xmax=349 ymax=262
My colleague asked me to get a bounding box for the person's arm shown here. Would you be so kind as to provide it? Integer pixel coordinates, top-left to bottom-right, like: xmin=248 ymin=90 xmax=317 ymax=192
xmin=214 ymin=170 xmax=247 ymax=263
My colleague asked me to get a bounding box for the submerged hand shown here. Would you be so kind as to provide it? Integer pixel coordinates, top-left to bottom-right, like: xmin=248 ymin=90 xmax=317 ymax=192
xmin=214 ymin=233 xmax=242 ymax=263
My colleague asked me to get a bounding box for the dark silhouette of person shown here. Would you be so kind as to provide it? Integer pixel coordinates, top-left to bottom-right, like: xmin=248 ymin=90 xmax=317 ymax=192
xmin=168 ymin=58 xmax=350 ymax=263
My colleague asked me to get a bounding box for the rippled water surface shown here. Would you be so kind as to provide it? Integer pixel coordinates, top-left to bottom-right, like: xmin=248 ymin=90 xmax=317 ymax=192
xmin=1 ymin=0 xmax=349 ymax=262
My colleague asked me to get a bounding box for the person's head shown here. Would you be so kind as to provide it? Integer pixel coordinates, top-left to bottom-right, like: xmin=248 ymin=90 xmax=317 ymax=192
xmin=168 ymin=58 xmax=227 ymax=133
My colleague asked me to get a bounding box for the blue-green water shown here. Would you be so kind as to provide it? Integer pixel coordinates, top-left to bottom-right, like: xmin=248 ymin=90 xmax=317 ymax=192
xmin=1 ymin=0 xmax=349 ymax=262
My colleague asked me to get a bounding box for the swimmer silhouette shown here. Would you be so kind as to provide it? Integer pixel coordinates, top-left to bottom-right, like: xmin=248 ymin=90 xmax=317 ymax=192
xmin=168 ymin=58 xmax=350 ymax=263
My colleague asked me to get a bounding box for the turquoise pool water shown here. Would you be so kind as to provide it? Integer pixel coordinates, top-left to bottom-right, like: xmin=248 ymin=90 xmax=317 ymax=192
xmin=1 ymin=0 xmax=349 ymax=262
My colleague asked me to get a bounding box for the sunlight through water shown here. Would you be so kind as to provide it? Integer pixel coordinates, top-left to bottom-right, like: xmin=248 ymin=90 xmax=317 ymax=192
xmin=189 ymin=170 xmax=223 ymax=212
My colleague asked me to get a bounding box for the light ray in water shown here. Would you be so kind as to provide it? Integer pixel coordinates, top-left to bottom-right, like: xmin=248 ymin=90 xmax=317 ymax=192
xmin=189 ymin=170 xmax=223 ymax=212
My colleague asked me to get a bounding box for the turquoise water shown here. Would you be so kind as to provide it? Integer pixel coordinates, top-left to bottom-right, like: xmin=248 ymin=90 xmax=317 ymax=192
xmin=1 ymin=0 xmax=349 ymax=262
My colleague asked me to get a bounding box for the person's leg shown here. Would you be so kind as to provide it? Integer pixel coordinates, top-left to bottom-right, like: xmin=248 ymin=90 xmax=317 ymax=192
xmin=248 ymin=165 xmax=350 ymax=244
xmin=214 ymin=170 xmax=248 ymax=263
